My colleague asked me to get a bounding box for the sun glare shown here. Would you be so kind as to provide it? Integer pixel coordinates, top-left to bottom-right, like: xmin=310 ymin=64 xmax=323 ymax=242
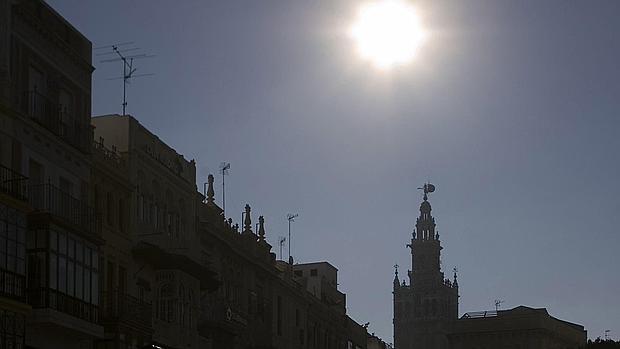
xmin=350 ymin=0 xmax=427 ymax=70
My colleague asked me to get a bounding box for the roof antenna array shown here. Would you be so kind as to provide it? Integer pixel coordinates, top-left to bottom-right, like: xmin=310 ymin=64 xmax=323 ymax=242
xmin=94 ymin=42 xmax=155 ymax=115
xmin=494 ymin=299 xmax=504 ymax=311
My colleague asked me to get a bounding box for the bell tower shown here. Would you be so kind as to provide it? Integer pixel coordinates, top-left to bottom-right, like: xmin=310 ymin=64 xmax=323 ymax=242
xmin=394 ymin=184 xmax=459 ymax=349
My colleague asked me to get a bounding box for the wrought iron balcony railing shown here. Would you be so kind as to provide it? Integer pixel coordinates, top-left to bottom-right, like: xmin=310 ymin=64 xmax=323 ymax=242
xmin=0 ymin=269 xmax=26 ymax=302
xmin=0 ymin=164 xmax=28 ymax=202
xmin=29 ymin=183 xmax=100 ymax=237
xmin=102 ymin=291 xmax=152 ymax=332
xmin=23 ymin=90 xmax=92 ymax=153
xmin=28 ymin=287 xmax=99 ymax=323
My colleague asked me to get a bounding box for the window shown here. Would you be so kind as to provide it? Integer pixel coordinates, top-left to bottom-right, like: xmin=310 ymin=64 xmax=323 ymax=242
xmin=28 ymin=159 xmax=44 ymax=185
xmin=0 ymin=310 xmax=25 ymax=349
xmin=310 ymin=269 xmax=318 ymax=277
xmin=179 ymin=283 xmax=185 ymax=327
xmin=118 ymin=199 xmax=125 ymax=233
xmin=277 ymin=295 xmax=282 ymax=336
xmin=26 ymin=226 xmax=99 ymax=322
xmin=294 ymin=270 xmax=302 ymax=277
xmin=0 ymin=205 xmax=25 ymax=275
xmin=154 ymin=204 xmax=159 ymax=229
xmin=156 ymin=283 xmax=175 ymax=322
xmin=59 ymin=177 xmax=73 ymax=197
xmin=106 ymin=192 xmax=113 ymax=226
xmin=58 ymin=89 xmax=74 ymax=136
xmin=137 ymin=193 xmax=143 ymax=221
xmin=0 ymin=204 xmax=26 ymax=299
xmin=188 ymin=290 xmax=194 ymax=328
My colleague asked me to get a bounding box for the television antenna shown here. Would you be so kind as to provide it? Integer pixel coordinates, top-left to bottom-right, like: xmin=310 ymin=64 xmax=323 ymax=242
xmin=278 ymin=236 xmax=286 ymax=261
xmin=287 ymin=213 xmax=299 ymax=264
xmin=494 ymin=299 xmax=504 ymax=311
xmin=95 ymin=42 xmax=155 ymax=115
xmin=220 ymin=162 xmax=230 ymax=217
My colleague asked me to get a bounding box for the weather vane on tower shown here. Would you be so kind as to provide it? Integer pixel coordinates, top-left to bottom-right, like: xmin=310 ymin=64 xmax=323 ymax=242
xmin=417 ymin=182 xmax=436 ymax=200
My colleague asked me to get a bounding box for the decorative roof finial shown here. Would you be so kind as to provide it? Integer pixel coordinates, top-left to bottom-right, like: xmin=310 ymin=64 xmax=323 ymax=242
xmin=393 ymin=263 xmax=400 ymax=289
xmin=258 ymin=216 xmax=266 ymax=241
xmin=453 ymin=266 xmax=459 ymax=287
xmin=206 ymin=174 xmax=215 ymax=204
xmin=243 ymin=204 xmax=252 ymax=233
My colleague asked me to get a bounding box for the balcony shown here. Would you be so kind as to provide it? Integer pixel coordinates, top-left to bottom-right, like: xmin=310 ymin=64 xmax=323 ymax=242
xmin=102 ymin=291 xmax=153 ymax=334
xmin=0 ymin=164 xmax=28 ymax=202
xmin=27 ymin=287 xmax=99 ymax=323
xmin=0 ymin=269 xmax=26 ymax=302
xmin=29 ymin=183 xmax=101 ymax=238
xmin=23 ymin=90 xmax=92 ymax=153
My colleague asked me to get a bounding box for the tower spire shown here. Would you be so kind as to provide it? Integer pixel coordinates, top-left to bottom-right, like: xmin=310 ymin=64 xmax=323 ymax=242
xmin=453 ymin=267 xmax=459 ymax=287
xmin=416 ymin=183 xmax=436 ymax=240
xmin=393 ymin=264 xmax=400 ymax=289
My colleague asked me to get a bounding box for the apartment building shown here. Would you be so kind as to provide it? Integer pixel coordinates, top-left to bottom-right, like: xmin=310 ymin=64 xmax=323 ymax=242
xmin=0 ymin=0 xmax=102 ymax=348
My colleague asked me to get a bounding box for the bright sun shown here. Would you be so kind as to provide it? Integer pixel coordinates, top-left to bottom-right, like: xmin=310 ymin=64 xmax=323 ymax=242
xmin=350 ymin=0 xmax=426 ymax=70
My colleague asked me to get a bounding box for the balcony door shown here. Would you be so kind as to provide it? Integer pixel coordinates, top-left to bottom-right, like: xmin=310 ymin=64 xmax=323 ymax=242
xmin=58 ymin=89 xmax=74 ymax=137
xmin=28 ymin=66 xmax=45 ymax=120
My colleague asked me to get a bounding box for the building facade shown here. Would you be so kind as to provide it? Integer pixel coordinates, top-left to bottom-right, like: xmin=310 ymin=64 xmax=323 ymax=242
xmin=1 ymin=0 xmax=102 ymax=348
xmin=198 ymin=176 xmax=368 ymax=349
xmin=393 ymin=185 xmax=586 ymax=349
xmin=1 ymin=1 xmax=371 ymax=348
xmin=448 ymin=306 xmax=586 ymax=349
xmin=92 ymin=114 xmax=218 ymax=349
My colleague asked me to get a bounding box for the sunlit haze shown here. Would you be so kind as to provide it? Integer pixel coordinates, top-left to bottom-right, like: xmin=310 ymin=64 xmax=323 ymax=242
xmin=350 ymin=0 xmax=427 ymax=69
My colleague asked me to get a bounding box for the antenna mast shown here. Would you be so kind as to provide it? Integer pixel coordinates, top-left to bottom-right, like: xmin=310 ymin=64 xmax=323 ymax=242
xmin=96 ymin=42 xmax=155 ymax=115
xmin=287 ymin=213 xmax=299 ymax=264
xmin=494 ymin=299 xmax=504 ymax=311
xmin=220 ymin=162 xmax=230 ymax=217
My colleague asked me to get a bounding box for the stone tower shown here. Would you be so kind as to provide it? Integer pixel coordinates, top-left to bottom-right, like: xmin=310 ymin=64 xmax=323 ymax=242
xmin=394 ymin=184 xmax=459 ymax=349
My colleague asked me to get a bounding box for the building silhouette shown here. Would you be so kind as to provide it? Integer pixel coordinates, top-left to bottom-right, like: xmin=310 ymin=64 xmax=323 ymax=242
xmin=393 ymin=185 xmax=587 ymax=349
xmin=393 ymin=186 xmax=458 ymax=349
xmin=0 ymin=1 xmax=375 ymax=348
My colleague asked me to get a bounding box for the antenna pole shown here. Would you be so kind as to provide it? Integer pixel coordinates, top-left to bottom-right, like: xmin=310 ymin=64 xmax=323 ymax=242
xmin=220 ymin=163 xmax=230 ymax=217
xmin=122 ymin=57 xmax=127 ymax=115
xmin=99 ymin=43 xmax=154 ymax=116
xmin=287 ymin=213 xmax=298 ymax=264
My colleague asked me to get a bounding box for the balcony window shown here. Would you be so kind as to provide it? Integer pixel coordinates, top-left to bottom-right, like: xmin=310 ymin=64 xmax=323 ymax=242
xmin=27 ymin=226 xmax=100 ymax=323
xmin=0 ymin=310 xmax=25 ymax=349
xmin=0 ymin=203 xmax=26 ymax=301
xmin=156 ymin=283 xmax=175 ymax=323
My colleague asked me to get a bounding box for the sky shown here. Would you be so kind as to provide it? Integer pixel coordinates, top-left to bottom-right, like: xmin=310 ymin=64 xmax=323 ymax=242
xmin=48 ymin=0 xmax=620 ymax=343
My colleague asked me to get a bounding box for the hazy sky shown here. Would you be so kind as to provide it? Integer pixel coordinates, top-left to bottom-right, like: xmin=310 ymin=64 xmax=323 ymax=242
xmin=49 ymin=0 xmax=620 ymax=342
